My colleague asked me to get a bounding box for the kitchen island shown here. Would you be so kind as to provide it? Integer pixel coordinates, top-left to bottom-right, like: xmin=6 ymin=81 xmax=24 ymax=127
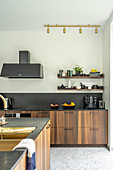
xmin=0 ymin=118 xmax=50 ymax=170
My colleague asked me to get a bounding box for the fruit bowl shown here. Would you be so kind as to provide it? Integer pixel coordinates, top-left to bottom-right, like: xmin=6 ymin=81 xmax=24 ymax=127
xmin=50 ymin=104 xmax=59 ymax=109
xmin=62 ymin=102 xmax=75 ymax=109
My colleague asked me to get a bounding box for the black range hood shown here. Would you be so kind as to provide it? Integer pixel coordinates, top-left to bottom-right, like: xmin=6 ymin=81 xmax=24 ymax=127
xmin=0 ymin=64 xmax=43 ymax=78
xmin=0 ymin=51 xmax=43 ymax=79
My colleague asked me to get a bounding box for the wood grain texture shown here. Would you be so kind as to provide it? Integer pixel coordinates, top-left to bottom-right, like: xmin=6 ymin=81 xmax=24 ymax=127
xmin=90 ymin=110 xmax=108 ymax=128
xmin=35 ymin=120 xmax=50 ymax=170
xmin=0 ymin=139 xmax=21 ymax=151
xmin=64 ymin=111 xmax=76 ymax=128
xmin=51 ymin=127 xmax=108 ymax=145
xmin=31 ymin=111 xmax=50 ymax=118
xmin=45 ymin=120 xmax=50 ymax=170
xmin=14 ymin=151 xmax=27 ymax=170
xmin=50 ymin=128 xmax=64 ymax=144
xmin=50 ymin=111 xmax=64 ymax=127
xmin=78 ymin=111 xmax=91 ymax=128
xmin=31 ymin=111 xmax=40 ymax=118
xmin=35 ymin=131 xmax=42 ymax=170
xmin=50 ymin=110 xmax=108 ymax=145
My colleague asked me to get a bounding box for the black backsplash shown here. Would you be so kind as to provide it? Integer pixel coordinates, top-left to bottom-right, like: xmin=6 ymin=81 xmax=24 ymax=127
xmin=0 ymin=93 xmax=102 ymax=109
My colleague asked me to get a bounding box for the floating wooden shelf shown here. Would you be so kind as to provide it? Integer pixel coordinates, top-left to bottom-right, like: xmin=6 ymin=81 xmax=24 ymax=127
xmin=57 ymin=74 xmax=104 ymax=79
xmin=57 ymin=88 xmax=104 ymax=91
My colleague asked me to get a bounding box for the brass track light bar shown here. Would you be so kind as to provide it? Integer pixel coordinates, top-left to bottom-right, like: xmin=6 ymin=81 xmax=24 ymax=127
xmin=44 ymin=24 xmax=101 ymax=28
xmin=44 ymin=24 xmax=101 ymax=34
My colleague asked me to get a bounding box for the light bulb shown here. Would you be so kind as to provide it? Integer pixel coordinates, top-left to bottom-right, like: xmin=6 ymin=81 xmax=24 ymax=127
xmin=63 ymin=27 xmax=66 ymax=34
xmin=95 ymin=27 xmax=98 ymax=34
xmin=79 ymin=27 xmax=82 ymax=34
xmin=47 ymin=27 xmax=50 ymax=33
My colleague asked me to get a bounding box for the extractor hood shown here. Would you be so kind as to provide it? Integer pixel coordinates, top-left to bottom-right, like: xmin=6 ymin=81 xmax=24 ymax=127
xmin=0 ymin=51 xmax=43 ymax=78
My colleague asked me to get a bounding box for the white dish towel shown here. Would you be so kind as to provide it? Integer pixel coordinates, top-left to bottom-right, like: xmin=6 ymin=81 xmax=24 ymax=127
xmin=13 ymin=138 xmax=36 ymax=170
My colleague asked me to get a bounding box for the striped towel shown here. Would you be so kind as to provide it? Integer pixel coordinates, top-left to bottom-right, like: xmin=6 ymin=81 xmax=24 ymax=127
xmin=13 ymin=138 xmax=36 ymax=170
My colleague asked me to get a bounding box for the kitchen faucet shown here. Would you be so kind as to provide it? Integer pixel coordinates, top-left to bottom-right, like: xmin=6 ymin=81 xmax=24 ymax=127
xmin=0 ymin=94 xmax=7 ymax=110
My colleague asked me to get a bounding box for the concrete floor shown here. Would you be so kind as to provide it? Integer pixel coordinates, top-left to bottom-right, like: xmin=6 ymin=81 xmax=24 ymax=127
xmin=50 ymin=147 xmax=113 ymax=170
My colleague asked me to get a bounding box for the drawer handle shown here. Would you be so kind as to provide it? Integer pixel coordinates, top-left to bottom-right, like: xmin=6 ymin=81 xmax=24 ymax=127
xmin=64 ymin=128 xmax=73 ymax=130
xmin=90 ymin=112 xmax=99 ymax=114
xmin=90 ymin=128 xmax=99 ymax=130
xmin=64 ymin=112 xmax=73 ymax=114
xmin=46 ymin=124 xmax=50 ymax=129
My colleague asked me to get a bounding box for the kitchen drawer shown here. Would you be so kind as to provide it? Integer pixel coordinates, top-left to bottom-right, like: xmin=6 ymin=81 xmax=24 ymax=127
xmin=51 ymin=128 xmax=64 ymax=144
xmin=90 ymin=110 xmax=108 ymax=128
xmin=31 ymin=111 xmax=50 ymax=118
xmin=64 ymin=111 xmax=78 ymax=128
xmin=51 ymin=127 xmax=108 ymax=145
xmin=50 ymin=111 xmax=64 ymax=127
xmin=38 ymin=111 xmax=50 ymax=118
xmin=77 ymin=111 xmax=91 ymax=128
xmin=77 ymin=110 xmax=108 ymax=128
xmin=89 ymin=128 xmax=108 ymax=144
xmin=77 ymin=128 xmax=107 ymax=144
xmin=50 ymin=127 xmax=78 ymax=144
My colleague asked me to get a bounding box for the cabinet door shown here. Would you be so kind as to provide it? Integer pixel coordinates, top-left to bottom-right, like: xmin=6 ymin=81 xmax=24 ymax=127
xmin=77 ymin=128 xmax=92 ymax=144
xmin=50 ymin=111 xmax=64 ymax=127
xmin=64 ymin=111 xmax=75 ymax=128
xmin=90 ymin=128 xmax=107 ymax=144
xmin=78 ymin=111 xmax=91 ymax=128
xmin=31 ymin=111 xmax=49 ymax=118
xmin=50 ymin=128 xmax=64 ymax=144
xmin=35 ymin=121 xmax=50 ymax=170
xmin=90 ymin=111 xmax=107 ymax=128
xmin=35 ymin=130 xmax=42 ymax=170
xmin=64 ymin=128 xmax=75 ymax=144
xmin=45 ymin=121 xmax=50 ymax=170
xmin=31 ymin=111 xmax=39 ymax=118
xmin=39 ymin=111 xmax=50 ymax=118
xmin=51 ymin=128 xmax=77 ymax=144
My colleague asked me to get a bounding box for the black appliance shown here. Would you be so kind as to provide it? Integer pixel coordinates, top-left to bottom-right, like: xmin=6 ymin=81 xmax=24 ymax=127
xmin=0 ymin=51 xmax=43 ymax=79
xmin=84 ymin=95 xmax=98 ymax=109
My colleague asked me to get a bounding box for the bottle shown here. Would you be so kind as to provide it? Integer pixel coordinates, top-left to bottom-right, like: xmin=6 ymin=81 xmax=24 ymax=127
xmin=68 ymin=79 xmax=71 ymax=88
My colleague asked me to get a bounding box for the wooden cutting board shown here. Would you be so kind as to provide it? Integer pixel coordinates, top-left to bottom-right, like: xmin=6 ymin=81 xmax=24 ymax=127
xmin=0 ymin=122 xmax=8 ymax=126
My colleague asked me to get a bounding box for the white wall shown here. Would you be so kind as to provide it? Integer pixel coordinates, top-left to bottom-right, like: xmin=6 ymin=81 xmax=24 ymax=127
xmin=0 ymin=29 xmax=102 ymax=92
xmin=102 ymin=12 xmax=113 ymax=149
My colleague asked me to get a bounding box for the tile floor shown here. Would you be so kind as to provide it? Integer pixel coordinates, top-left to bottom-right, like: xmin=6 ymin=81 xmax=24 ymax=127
xmin=50 ymin=147 xmax=113 ymax=170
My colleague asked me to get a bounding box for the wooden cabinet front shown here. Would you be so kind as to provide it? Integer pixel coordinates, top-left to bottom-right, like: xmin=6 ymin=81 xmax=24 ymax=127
xmin=14 ymin=151 xmax=27 ymax=170
xmin=64 ymin=111 xmax=78 ymax=128
xmin=31 ymin=111 xmax=50 ymax=118
xmin=90 ymin=110 xmax=107 ymax=128
xmin=50 ymin=110 xmax=108 ymax=145
xmin=35 ymin=120 xmax=50 ymax=170
xmin=50 ymin=111 xmax=64 ymax=127
xmin=45 ymin=122 xmax=50 ymax=170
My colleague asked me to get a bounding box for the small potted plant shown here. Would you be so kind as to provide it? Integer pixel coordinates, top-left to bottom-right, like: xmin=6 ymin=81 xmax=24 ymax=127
xmin=73 ymin=65 xmax=83 ymax=76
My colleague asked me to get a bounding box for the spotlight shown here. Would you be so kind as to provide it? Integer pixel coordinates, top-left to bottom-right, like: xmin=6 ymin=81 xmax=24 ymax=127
xmin=95 ymin=27 xmax=98 ymax=34
xmin=63 ymin=27 xmax=66 ymax=33
xmin=79 ymin=27 xmax=82 ymax=34
xmin=47 ymin=27 xmax=50 ymax=33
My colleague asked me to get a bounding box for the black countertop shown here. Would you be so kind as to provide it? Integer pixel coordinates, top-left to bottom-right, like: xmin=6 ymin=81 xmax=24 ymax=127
xmin=0 ymin=118 xmax=50 ymax=170
xmin=0 ymin=106 xmax=108 ymax=111
xmin=0 ymin=150 xmax=26 ymax=170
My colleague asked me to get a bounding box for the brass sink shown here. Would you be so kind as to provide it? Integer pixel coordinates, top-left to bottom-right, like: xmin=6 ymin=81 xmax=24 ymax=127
xmin=0 ymin=127 xmax=36 ymax=134
xmin=0 ymin=127 xmax=36 ymax=140
xmin=0 ymin=127 xmax=36 ymax=151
